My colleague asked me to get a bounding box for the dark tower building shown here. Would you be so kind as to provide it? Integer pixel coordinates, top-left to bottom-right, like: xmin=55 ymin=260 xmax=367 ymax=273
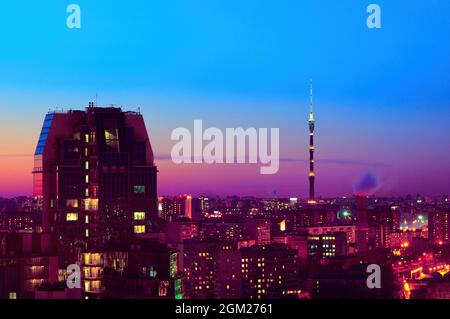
xmin=355 ymin=195 xmax=370 ymax=253
xmin=33 ymin=104 xmax=158 ymax=266
xmin=308 ymin=80 xmax=316 ymax=204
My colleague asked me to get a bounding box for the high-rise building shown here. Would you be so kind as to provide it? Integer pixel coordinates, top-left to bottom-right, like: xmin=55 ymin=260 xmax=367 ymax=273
xmin=184 ymin=195 xmax=193 ymax=220
xmin=191 ymin=196 xmax=210 ymax=221
xmin=33 ymin=104 xmax=158 ymax=266
xmin=166 ymin=221 xmax=198 ymax=244
xmin=304 ymin=225 xmax=356 ymax=244
xmin=272 ymin=234 xmax=308 ymax=263
xmin=379 ymin=205 xmax=401 ymax=248
xmin=240 ymin=244 xmax=299 ymax=299
xmin=429 ymin=210 xmax=450 ymax=243
xmin=308 ymin=80 xmax=316 ymax=204
xmin=158 ymin=195 xmax=192 ymax=221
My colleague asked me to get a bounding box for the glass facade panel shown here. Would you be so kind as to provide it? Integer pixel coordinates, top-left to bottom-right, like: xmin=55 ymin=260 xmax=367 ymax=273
xmin=35 ymin=113 xmax=54 ymax=155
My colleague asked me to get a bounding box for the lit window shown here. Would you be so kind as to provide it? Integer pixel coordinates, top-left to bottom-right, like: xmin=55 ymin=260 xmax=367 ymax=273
xmin=134 ymin=185 xmax=145 ymax=194
xmin=85 ymin=215 xmax=89 ymax=224
xmin=84 ymin=199 xmax=98 ymax=211
xmin=85 ymin=229 xmax=89 ymax=237
xmin=66 ymin=199 xmax=78 ymax=208
xmin=66 ymin=213 xmax=78 ymax=221
xmin=85 ymin=134 xmax=89 ymax=143
xmin=9 ymin=292 xmax=17 ymax=299
xmin=134 ymin=212 xmax=145 ymax=220
xmin=134 ymin=225 xmax=145 ymax=234
xmin=84 ymin=148 xmax=88 ymax=157
xmin=159 ymin=281 xmax=169 ymax=297
xmin=85 ymin=161 xmax=89 ymax=170
xmin=85 ymin=175 xmax=89 ymax=183
xmin=85 ymin=188 xmax=89 ymax=197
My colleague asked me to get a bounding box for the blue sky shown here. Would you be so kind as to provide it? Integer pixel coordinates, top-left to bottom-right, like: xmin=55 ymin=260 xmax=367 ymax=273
xmin=0 ymin=0 xmax=449 ymax=197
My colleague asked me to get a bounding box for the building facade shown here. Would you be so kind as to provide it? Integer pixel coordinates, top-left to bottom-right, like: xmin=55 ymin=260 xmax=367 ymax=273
xmin=33 ymin=105 xmax=158 ymax=266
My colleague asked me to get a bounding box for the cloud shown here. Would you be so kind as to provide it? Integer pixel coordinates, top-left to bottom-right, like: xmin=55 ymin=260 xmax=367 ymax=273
xmin=353 ymin=171 xmax=380 ymax=196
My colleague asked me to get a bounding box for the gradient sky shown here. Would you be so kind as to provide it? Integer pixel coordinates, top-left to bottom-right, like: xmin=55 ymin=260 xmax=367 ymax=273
xmin=0 ymin=0 xmax=449 ymax=198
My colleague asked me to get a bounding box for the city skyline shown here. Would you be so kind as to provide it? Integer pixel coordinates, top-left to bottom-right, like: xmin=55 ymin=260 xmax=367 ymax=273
xmin=1 ymin=99 xmax=448 ymax=200
xmin=1 ymin=90 xmax=450 ymax=301
xmin=1 ymin=1 xmax=450 ymax=198
xmin=3 ymin=0 xmax=450 ymax=304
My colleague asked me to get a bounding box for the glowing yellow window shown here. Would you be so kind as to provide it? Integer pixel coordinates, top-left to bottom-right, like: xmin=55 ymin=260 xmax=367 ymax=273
xmin=66 ymin=199 xmax=78 ymax=208
xmin=66 ymin=213 xmax=78 ymax=221
xmin=85 ymin=134 xmax=89 ymax=143
xmin=9 ymin=292 xmax=17 ymax=299
xmin=134 ymin=212 xmax=145 ymax=220
xmin=134 ymin=225 xmax=145 ymax=234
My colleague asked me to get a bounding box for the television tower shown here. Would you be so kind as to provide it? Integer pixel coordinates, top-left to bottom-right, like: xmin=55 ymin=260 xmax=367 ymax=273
xmin=308 ymin=80 xmax=316 ymax=204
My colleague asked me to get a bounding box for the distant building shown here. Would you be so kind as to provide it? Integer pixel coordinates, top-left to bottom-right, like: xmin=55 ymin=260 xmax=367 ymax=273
xmin=307 ymin=232 xmax=348 ymax=261
xmin=158 ymin=195 xmax=192 ymax=221
xmin=244 ymin=219 xmax=271 ymax=246
xmin=429 ymin=210 xmax=450 ymax=243
xmin=303 ymin=225 xmax=355 ymax=244
xmin=217 ymin=244 xmax=300 ymax=299
xmin=0 ymin=211 xmax=34 ymax=232
xmin=0 ymin=232 xmax=58 ymax=299
xmin=272 ymin=234 xmax=308 ymax=262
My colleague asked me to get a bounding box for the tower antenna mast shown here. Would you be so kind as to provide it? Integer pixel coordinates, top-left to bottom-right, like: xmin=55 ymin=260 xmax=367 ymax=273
xmin=308 ymin=79 xmax=316 ymax=204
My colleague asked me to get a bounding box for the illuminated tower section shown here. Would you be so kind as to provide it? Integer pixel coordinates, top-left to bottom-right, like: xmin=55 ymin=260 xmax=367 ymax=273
xmin=308 ymin=80 xmax=316 ymax=204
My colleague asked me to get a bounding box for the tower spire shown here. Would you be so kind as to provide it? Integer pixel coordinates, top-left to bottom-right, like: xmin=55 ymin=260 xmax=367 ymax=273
xmin=308 ymin=79 xmax=316 ymax=204
xmin=309 ymin=79 xmax=314 ymax=122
